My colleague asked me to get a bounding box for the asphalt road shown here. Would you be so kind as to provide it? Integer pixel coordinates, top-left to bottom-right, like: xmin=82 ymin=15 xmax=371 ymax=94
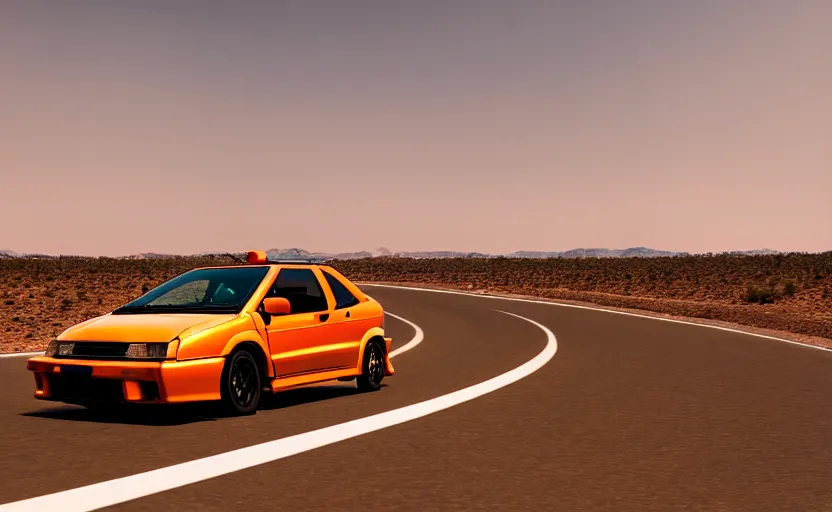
xmin=1 ymin=285 xmax=831 ymax=511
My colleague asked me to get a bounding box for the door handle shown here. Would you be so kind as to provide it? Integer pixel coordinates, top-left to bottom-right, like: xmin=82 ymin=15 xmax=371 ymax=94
xmin=319 ymin=313 xmax=329 ymax=322
xmin=345 ymin=311 xmax=351 ymax=318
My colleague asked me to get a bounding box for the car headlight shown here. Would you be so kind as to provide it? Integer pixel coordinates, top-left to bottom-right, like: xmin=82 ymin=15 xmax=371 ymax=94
xmin=58 ymin=342 xmax=75 ymax=356
xmin=45 ymin=340 xmax=60 ymax=357
xmin=125 ymin=339 xmax=179 ymax=360
xmin=126 ymin=342 xmax=168 ymax=359
xmin=45 ymin=340 xmax=74 ymax=357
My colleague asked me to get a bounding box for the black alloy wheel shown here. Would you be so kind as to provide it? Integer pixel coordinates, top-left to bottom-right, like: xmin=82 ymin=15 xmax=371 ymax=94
xmin=357 ymin=342 xmax=384 ymax=392
xmin=221 ymin=349 xmax=261 ymax=415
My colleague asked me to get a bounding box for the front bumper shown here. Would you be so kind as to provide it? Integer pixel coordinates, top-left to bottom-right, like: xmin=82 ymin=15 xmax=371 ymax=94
xmin=27 ymin=356 xmax=226 ymax=404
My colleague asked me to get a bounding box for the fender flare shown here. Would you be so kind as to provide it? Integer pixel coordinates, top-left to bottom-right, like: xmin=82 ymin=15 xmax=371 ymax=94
xmin=356 ymin=327 xmax=395 ymax=376
xmin=220 ymin=329 xmax=274 ymax=379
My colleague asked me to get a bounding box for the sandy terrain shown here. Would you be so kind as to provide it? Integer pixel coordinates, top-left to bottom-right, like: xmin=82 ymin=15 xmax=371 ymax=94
xmin=1 ymin=253 xmax=829 ymax=353
xmin=335 ymin=255 xmax=832 ymax=342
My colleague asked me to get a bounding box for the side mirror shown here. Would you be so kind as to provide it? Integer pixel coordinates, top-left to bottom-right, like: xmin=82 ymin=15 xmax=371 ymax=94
xmin=262 ymin=297 xmax=291 ymax=316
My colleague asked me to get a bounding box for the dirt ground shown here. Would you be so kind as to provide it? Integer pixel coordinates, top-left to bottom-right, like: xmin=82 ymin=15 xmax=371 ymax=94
xmin=1 ymin=253 xmax=830 ymax=353
xmin=356 ymin=281 xmax=832 ymax=351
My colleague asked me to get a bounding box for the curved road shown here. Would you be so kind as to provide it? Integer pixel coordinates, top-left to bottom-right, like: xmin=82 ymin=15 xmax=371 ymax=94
xmin=0 ymin=285 xmax=831 ymax=511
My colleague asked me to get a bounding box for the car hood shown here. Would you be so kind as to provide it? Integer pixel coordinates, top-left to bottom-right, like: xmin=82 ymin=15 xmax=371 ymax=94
xmin=57 ymin=313 xmax=239 ymax=343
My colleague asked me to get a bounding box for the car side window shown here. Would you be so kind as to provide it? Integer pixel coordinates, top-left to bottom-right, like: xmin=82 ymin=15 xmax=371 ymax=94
xmin=267 ymin=268 xmax=328 ymax=314
xmin=323 ymin=272 xmax=360 ymax=309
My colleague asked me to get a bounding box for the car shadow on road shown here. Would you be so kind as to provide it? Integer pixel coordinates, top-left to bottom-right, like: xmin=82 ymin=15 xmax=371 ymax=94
xmin=19 ymin=383 xmax=387 ymax=425
xmin=21 ymin=383 xmax=387 ymax=427
xmin=21 ymin=404 xmax=218 ymax=426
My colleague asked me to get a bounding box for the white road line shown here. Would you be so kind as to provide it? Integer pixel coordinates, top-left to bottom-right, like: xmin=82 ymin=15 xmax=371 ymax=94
xmin=0 ymin=310 xmax=556 ymax=512
xmin=386 ymin=311 xmax=424 ymax=358
xmin=0 ymin=351 xmax=43 ymax=359
xmin=362 ymin=283 xmax=832 ymax=353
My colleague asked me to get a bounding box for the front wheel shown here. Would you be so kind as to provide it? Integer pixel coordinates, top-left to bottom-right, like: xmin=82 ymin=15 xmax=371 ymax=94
xmin=220 ymin=349 xmax=262 ymax=415
xmin=356 ymin=342 xmax=385 ymax=392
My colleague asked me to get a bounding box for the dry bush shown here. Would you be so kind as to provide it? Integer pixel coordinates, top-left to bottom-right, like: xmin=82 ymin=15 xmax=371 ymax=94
xmin=1 ymin=252 xmax=830 ymax=352
xmin=0 ymin=255 xmax=238 ymax=352
xmin=332 ymin=252 xmax=832 ymax=339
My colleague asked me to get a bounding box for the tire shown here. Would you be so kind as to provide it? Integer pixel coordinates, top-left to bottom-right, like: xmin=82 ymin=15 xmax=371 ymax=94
xmin=220 ymin=349 xmax=262 ymax=415
xmin=356 ymin=341 xmax=385 ymax=392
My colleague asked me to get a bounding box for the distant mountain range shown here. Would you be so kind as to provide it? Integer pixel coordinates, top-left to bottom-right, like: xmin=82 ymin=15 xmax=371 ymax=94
xmin=0 ymin=247 xmax=786 ymax=260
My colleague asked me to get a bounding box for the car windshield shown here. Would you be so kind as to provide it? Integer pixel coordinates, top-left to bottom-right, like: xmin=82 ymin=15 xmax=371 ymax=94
xmin=112 ymin=266 xmax=269 ymax=314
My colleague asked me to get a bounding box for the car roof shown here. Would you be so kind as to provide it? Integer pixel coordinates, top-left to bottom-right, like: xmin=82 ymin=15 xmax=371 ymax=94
xmin=193 ymin=251 xmax=338 ymax=271
xmin=193 ymin=263 xmax=332 ymax=270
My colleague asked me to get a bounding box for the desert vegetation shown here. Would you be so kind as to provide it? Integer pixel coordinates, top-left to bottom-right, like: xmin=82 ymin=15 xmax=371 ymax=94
xmin=333 ymin=253 xmax=832 ymax=340
xmin=0 ymin=255 xmax=237 ymax=353
xmin=1 ymin=252 xmax=830 ymax=352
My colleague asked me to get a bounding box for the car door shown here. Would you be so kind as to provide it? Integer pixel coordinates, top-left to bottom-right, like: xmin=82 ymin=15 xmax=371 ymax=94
xmin=264 ymin=267 xmax=336 ymax=377
xmin=319 ymin=269 xmax=365 ymax=367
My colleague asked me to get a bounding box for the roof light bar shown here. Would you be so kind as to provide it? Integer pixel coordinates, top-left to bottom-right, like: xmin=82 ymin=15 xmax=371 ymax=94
xmin=245 ymin=250 xmax=329 ymax=265
xmin=246 ymin=250 xmax=268 ymax=264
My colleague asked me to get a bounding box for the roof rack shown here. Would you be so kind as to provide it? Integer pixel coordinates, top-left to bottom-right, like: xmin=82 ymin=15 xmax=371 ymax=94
xmin=266 ymin=258 xmax=330 ymax=265
xmin=245 ymin=249 xmax=333 ymax=265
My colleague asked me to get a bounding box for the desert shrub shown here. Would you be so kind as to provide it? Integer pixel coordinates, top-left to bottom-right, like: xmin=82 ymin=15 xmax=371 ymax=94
xmin=744 ymin=285 xmax=775 ymax=304
xmin=782 ymin=280 xmax=798 ymax=296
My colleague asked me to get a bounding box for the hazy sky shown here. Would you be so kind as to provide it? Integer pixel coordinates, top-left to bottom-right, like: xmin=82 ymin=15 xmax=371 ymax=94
xmin=2 ymin=0 xmax=830 ymax=256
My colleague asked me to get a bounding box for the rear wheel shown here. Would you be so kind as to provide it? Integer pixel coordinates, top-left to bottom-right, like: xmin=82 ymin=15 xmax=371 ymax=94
xmin=220 ymin=349 xmax=262 ymax=415
xmin=356 ymin=342 xmax=385 ymax=392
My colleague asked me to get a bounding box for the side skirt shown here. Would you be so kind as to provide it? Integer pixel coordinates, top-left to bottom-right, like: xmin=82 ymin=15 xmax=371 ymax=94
xmin=269 ymin=367 xmax=361 ymax=392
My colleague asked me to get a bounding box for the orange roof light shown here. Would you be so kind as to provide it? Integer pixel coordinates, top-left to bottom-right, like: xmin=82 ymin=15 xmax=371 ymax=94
xmin=246 ymin=250 xmax=268 ymax=264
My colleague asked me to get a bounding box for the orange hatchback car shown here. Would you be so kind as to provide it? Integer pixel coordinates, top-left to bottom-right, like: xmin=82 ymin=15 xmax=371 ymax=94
xmin=26 ymin=250 xmax=394 ymax=415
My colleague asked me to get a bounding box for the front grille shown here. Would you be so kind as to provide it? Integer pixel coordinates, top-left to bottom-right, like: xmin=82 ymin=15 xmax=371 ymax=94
xmin=63 ymin=342 xmax=129 ymax=359
xmin=48 ymin=374 xmax=124 ymax=402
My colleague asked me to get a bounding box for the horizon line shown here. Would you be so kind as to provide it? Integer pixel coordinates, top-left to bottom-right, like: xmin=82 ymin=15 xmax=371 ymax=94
xmin=3 ymin=246 xmax=826 ymax=259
